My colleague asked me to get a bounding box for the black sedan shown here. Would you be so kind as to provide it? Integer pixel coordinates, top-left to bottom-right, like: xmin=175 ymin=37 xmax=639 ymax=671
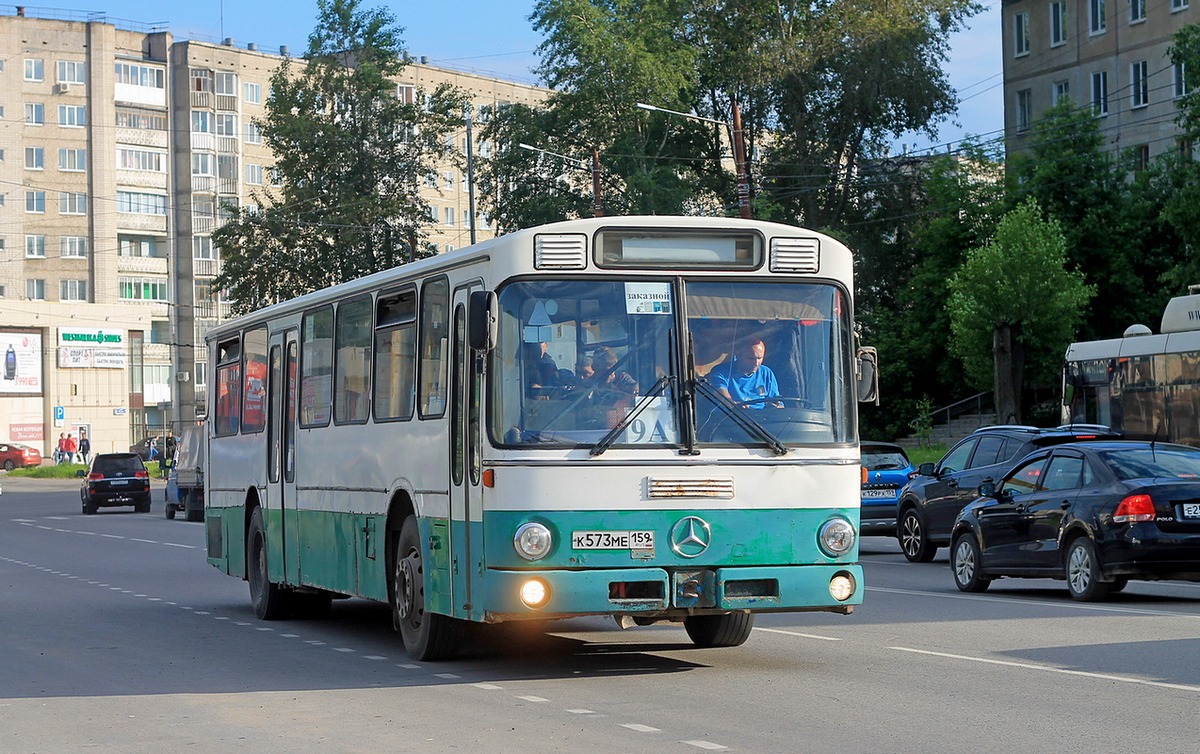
xmin=950 ymin=441 xmax=1200 ymax=601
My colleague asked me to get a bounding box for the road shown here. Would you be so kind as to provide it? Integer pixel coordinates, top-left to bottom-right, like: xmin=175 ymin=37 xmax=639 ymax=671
xmin=2 ymin=475 xmax=1199 ymax=753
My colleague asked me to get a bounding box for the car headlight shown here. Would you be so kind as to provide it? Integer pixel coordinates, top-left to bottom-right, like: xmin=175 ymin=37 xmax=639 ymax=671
xmin=818 ymin=517 xmax=856 ymax=557
xmin=514 ymin=522 xmax=553 ymax=561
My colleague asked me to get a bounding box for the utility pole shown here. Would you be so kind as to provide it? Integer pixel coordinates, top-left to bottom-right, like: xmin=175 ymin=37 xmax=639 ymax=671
xmin=518 ymin=143 xmax=603 ymax=217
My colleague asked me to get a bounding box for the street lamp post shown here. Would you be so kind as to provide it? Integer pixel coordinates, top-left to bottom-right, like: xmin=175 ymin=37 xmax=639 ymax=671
xmin=636 ymin=101 xmax=751 ymax=219
xmin=517 ymin=142 xmax=604 ymax=217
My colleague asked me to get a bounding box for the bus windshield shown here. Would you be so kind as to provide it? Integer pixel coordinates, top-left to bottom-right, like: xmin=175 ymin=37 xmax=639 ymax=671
xmin=490 ymin=278 xmax=852 ymax=449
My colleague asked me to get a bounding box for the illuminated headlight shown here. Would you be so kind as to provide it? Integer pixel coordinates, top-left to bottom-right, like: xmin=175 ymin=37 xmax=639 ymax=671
xmin=520 ymin=578 xmax=551 ymax=608
xmin=818 ymin=518 xmax=856 ymax=557
xmin=829 ymin=571 xmax=856 ymax=602
xmin=514 ymin=522 xmax=553 ymax=561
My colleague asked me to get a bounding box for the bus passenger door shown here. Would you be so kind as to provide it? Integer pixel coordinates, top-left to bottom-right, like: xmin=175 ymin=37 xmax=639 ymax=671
xmin=266 ymin=329 xmax=301 ymax=584
xmin=449 ymin=283 xmax=483 ymax=617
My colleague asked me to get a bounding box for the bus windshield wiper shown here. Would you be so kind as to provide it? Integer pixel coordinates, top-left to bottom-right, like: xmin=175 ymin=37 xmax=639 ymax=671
xmin=692 ymin=378 xmax=788 ymax=456
xmin=589 ymin=375 xmax=674 ymax=457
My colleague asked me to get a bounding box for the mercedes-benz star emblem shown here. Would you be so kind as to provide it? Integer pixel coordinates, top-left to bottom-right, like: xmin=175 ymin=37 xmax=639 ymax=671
xmin=669 ymin=516 xmax=712 ymax=558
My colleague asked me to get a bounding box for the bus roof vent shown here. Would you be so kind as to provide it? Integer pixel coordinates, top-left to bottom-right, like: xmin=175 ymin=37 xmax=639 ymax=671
xmin=770 ymin=237 xmax=820 ymax=273
xmin=535 ymin=233 xmax=588 ymax=270
xmin=647 ymin=476 xmax=734 ymax=499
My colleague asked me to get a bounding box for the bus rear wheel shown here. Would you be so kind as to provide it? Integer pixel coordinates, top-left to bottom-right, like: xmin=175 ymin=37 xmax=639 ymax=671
xmin=684 ymin=612 xmax=754 ymax=648
xmin=392 ymin=517 xmax=459 ymax=661
xmin=248 ymin=506 xmax=292 ymax=620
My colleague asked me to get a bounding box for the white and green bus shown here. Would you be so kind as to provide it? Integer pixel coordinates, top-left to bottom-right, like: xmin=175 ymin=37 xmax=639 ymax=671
xmin=204 ymin=215 xmax=877 ymax=660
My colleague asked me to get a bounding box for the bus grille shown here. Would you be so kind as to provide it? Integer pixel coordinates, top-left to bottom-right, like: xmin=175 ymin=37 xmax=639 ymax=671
xmin=646 ymin=477 xmax=734 ymax=499
xmin=770 ymin=237 xmax=820 ymax=273
xmin=534 ymin=234 xmax=588 ymax=269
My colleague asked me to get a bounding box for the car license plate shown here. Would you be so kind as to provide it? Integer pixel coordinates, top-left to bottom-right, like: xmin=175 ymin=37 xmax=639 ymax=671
xmin=1182 ymin=503 xmax=1200 ymax=519
xmin=571 ymin=530 xmax=655 ymax=550
xmin=862 ymin=489 xmax=896 ymax=499
xmin=110 ymin=479 xmax=128 ymax=486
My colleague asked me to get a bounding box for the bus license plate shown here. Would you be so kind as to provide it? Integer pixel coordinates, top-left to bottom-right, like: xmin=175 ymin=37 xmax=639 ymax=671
xmin=1182 ymin=503 xmax=1200 ymax=519
xmin=571 ymin=530 xmax=655 ymax=550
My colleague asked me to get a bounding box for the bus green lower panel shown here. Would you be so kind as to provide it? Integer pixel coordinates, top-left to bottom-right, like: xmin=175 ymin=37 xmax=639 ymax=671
xmin=478 ymin=563 xmax=863 ymax=622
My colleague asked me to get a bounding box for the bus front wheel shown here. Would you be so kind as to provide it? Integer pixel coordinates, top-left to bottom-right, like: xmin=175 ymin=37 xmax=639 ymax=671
xmin=684 ymin=612 xmax=754 ymax=648
xmin=392 ymin=517 xmax=459 ymax=661
xmin=248 ymin=506 xmax=291 ymax=620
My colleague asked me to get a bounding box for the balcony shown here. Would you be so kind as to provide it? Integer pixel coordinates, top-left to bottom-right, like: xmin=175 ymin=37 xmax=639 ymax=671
xmin=117 ymin=255 xmax=168 ymax=275
xmin=216 ymin=94 xmax=238 ymax=111
xmin=193 ymin=258 xmax=222 ymax=277
xmin=217 ymin=136 xmax=239 ymax=154
xmin=116 ymin=128 xmax=169 ymax=150
xmin=191 ymin=132 xmax=216 ymax=152
xmin=116 ymin=214 xmax=168 ymax=234
xmin=190 ymin=91 xmax=213 ymax=109
xmin=191 ymin=175 xmax=217 ymax=194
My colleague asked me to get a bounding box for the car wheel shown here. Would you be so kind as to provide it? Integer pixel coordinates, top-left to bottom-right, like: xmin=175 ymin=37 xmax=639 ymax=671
xmin=684 ymin=612 xmax=755 ymax=648
xmin=165 ymin=505 xmax=176 ymax=520
xmin=135 ymin=497 xmax=151 ymax=514
xmin=247 ymin=506 xmax=292 ymax=620
xmin=84 ymin=499 xmax=97 ymax=515
xmin=951 ymin=534 xmax=991 ymax=592
xmin=185 ymin=490 xmax=204 ymax=522
xmin=898 ymin=508 xmax=937 ymax=562
xmin=392 ymin=516 xmax=460 ymax=661
xmin=3 ymin=459 xmax=14 ymax=471
xmin=1065 ymin=537 xmax=1110 ymax=602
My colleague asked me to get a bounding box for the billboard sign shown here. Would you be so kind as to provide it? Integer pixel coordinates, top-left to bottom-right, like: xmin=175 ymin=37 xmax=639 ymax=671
xmin=0 ymin=330 xmax=43 ymax=395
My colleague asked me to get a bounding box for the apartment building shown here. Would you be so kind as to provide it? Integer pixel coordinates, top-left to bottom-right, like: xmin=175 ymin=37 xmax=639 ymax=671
xmin=1003 ymin=0 xmax=1196 ymax=162
xmin=0 ymin=9 xmax=548 ymax=456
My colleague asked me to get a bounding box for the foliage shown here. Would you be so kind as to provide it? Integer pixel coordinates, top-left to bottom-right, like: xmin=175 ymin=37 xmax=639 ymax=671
xmin=213 ymin=0 xmax=468 ymax=314
xmin=947 ymin=199 xmax=1094 ymax=420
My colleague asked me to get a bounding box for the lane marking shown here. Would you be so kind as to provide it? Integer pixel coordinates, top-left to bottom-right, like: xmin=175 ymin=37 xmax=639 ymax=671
xmin=756 ymin=627 xmax=841 ymax=641
xmin=683 ymin=741 xmax=728 ymax=750
xmin=621 ymin=723 xmax=660 ymax=733
xmin=891 ymin=646 xmax=1200 ymax=693
xmin=869 ymin=586 xmax=1200 ymax=619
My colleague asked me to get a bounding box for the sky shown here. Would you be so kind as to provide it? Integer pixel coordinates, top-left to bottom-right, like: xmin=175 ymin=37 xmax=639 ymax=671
xmin=76 ymin=0 xmax=1003 ymax=156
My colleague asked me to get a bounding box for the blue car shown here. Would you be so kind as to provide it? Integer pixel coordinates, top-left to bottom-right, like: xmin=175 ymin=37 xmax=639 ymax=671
xmin=860 ymin=442 xmax=914 ymax=536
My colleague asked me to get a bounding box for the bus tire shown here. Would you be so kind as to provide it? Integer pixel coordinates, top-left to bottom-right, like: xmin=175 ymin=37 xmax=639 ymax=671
xmin=248 ymin=506 xmax=291 ymax=620
xmin=393 ymin=516 xmax=459 ymax=661
xmin=684 ymin=612 xmax=754 ymax=648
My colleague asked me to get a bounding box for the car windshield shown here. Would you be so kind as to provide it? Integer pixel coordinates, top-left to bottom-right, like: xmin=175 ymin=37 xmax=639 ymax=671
xmin=863 ymin=449 xmax=910 ymax=470
xmin=95 ymin=455 xmax=144 ymax=474
xmin=488 ymin=278 xmax=853 ymax=450
xmin=1098 ymin=446 xmax=1200 ymax=480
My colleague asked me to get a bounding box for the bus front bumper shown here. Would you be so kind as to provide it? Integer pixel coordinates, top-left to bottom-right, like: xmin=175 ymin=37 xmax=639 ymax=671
xmin=479 ymin=563 xmax=863 ymax=621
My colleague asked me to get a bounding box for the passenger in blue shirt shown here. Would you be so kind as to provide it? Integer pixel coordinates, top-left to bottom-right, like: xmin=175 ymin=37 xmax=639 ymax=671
xmin=709 ymin=338 xmax=782 ymax=409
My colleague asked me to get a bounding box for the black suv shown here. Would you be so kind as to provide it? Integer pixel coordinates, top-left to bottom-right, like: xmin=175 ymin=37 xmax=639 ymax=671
xmin=80 ymin=452 xmax=152 ymax=514
xmin=896 ymin=424 xmax=1117 ymax=562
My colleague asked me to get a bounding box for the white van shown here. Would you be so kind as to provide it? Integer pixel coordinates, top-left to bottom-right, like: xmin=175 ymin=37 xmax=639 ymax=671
xmin=165 ymin=424 xmax=205 ymax=522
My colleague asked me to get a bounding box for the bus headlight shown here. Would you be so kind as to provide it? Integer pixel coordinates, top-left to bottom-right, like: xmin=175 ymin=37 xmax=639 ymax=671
xmin=818 ymin=518 xmax=856 ymax=557
xmin=514 ymin=522 xmax=553 ymax=561
xmin=520 ymin=578 xmax=551 ymax=608
xmin=829 ymin=571 xmax=856 ymax=602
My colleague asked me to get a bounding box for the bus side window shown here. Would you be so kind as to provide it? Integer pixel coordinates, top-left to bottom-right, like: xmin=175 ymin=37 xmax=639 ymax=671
xmin=419 ymin=277 xmax=449 ymax=418
xmin=214 ymin=337 xmax=242 ymax=436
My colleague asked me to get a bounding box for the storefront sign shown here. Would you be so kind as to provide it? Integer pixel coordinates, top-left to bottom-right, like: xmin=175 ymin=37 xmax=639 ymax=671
xmin=57 ymin=328 xmax=127 ymax=369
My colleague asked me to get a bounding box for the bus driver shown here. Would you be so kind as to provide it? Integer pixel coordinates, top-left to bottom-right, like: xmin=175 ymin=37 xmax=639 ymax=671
xmin=709 ymin=337 xmax=782 ymax=409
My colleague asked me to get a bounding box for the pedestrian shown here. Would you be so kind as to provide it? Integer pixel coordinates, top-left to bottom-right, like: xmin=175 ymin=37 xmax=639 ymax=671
xmin=55 ymin=433 xmax=67 ymax=464
xmin=64 ymin=433 xmax=79 ymax=464
xmin=78 ymin=432 xmax=91 ymax=466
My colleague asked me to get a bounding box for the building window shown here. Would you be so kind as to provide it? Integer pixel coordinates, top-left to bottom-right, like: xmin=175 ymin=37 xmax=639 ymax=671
xmin=191 ymin=110 xmax=213 ymax=133
xmin=25 ymin=191 xmax=45 ymax=213
xmin=25 ymin=235 xmax=46 ymax=258
xmin=191 ymin=68 xmax=213 ymax=93
xmin=24 ymin=58 xmax=44 ymax=82
xmin=244 ymin=82 xmax=262 ymax=104
xmin=193 ymin=235 xmax=216 ymax=259
xmin=1053 ymin=80 xmax=1071 ymax=104
xmin=25 ymin=279 xmax=46 ymax=301
xmin=1130 ymin=0 xmax=1146 ymax=22
xmin=1014 ymin=12 xmax=1030 ymax=56
xmin=1175 ymin=61 xmax=1188 ymax=99
xmin=1050 ymin=2 xmax=1068 ymax=45
xmin=245 ymin=163 xmax=264 ymax=185
xmin=60 ymin=192 xmax=87 ymax=215
xmin=1172 ymin=0 xmax=1189 ymax=11
xmin=117 ymin=191 xmax=168 ymax=215
xmin=1090 ymin=0 xmax=1106 ymax=33
xmin=1131 ymin=60 xmax=1149 ymax=108
xmin=443 ymin=172 xmax=455 ymax=191
xmin=1091 ymin=71 xmax=1109 ymax=115
xmin=117 ymin=148 xmax=164 ymax=172
xmin=58 ymin=105 xmax=86 ymax=128
xmin=59 ymin=148 xmax=87 ymax=172
xmin=192 ymin=152 xmax=215 ymax=176
xmin=114 ymin=63 xmax=165 ymax=89
xmin=24 ymin=103 xmax=44 ymax=125
xmin=119 ymin=277 xmax=169 ymax=302
xmin=1134 ymin=144 xmax=1150 ymax=171
xmin=1016 ymin=89 xmax=1033 ymax=132
xmin=116 ymin=107 xmax=167 ymax=130
xmin=60 ymin=280 xmax=87 ymax=301
xmin=24 ymin=147 xmax=44 ymax=170
xmin=57 ymin=60 xmax=86 ymax=85
xmin=216 ymin=113 xmax=237 ymax=136
xmin=61 ymin=236 xmax=87 ymax=258
xmin=216 ymin=72 xmax=237 ymax=95
xmin=443 ymin=207 xmax=455 ymax=226
xmin=245 ymin=122 xmax=263 ymax=144
xmin=120 ymin=236 xmax=159 ymax=257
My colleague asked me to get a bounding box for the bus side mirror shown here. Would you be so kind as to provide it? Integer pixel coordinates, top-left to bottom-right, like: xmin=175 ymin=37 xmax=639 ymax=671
xmin=468 ymin=290 xmax=498 ymax=352
xmin=856 ymin=346 xmax=879 ymax=404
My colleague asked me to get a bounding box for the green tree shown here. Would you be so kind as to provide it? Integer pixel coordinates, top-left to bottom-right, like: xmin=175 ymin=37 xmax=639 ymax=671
xmin=1160 ymin=25 xmax=1200 ymax=291
xmin=947 ymin=199 xmax=1094 ymax=423
xmin=213 ymin=0 xmax=467 ymax=313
